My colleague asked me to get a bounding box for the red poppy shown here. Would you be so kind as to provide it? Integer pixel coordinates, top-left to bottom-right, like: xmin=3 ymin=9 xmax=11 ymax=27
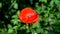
xmin=19 ymin=8 xmax=39 ymax=24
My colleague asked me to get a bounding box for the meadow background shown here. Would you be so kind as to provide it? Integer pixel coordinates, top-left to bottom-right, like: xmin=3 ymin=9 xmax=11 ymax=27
xmin=0 ymin=0 xmax=60 ymax=34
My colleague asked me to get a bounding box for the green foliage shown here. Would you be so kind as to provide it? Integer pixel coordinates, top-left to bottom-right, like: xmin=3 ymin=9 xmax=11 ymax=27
xmin=39 ymin=0 xmax=47 ymax=3
xmin=0 ymin=0 xmax=60 ymax=34
xmin=13 ymin=3 xmax=18 ymax=9
xmin=0 ymin=3 xmax=2 ymax=8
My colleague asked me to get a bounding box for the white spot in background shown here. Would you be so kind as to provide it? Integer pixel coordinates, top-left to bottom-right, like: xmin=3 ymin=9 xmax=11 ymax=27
xmin=26 ymin=26 xmax=28 ymax=29
xmin=34 ymin=32 xmax=37 ymax=34
xmin=48 ymin=18 xmax=52 ymax=22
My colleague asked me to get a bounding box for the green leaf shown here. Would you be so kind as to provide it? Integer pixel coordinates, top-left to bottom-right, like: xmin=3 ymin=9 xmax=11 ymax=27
xmin=26 ymin=29 xmax=30 ymax=33
xmin=31 ymin=29 xmax=36 ymax=34
xmin=12 ymin=10 xmax=20 ymax=18
xmin=35 ymin=2 xmax=39 ymax=8
xmin=14 ymin=3 xmax=18 ymax=9
xmin=0 ymin=31 xmax=7 ymax=34
xmin=13 ymin=26 xmax=18 ymax=30
xmin=12 ymin=15 xmax=18 ymax=18
xmin=8 ymin=24 xmax=12 ymax=29
xmin=5 ymin=15 xmax=9 ymax=19
xmin=39 ymin=0 xmax=47 ymax=3
xmin=11 ymin=19 xmax=20 ymax=25
xmin=44 ymin=11 xmax=49 ymax=17
xmin=8 ymin=29 xmax=13 ymax=34
xmin=35 ymin=6 xmax=41 ymax=14
xmin=32 ymin=22 xmax=40 ymax=28
xmin=16 ymin=10 xmax=20 ymax=15
xmin=49 ymin=14 xmax=54 ymax=18
xmin=0 ymin=3 xmax=2 ymax=8
xmin=56 ymin=13 xmax=60 ymax=18
xmin=20 ymin=25 xmax=26 ymax=29
xmin=53 ymin=0 xmax=60 ymax=11
xmin=43 ymin=30 xmax=48 ymax=34
xmin=50 ymin=19 xmax=57 ymax=25
xmin=0 ymin=29 xmax=7 ymax=34
xmin=49 ymin=0 xmax=54 ymax=7
xmin=8 ymin=0 xmax=16 ymax=10
xmin=36 ymin=28 xmax=43 ymax=33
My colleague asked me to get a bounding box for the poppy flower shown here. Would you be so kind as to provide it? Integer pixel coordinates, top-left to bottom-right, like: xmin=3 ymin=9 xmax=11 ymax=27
xmin=19 ymin=7 xmax=39 ymax=24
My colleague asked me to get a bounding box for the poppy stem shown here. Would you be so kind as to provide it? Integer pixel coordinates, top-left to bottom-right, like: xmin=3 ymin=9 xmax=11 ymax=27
xmin=25 ymin=23 xmax=31 ymax=34
xmin=29 ymin=24 xmax=32 ymax=34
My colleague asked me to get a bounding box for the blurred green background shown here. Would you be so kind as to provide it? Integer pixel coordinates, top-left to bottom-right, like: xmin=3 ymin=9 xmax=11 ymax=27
xmin=0 ymin=0 xmax=60 ymax=34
